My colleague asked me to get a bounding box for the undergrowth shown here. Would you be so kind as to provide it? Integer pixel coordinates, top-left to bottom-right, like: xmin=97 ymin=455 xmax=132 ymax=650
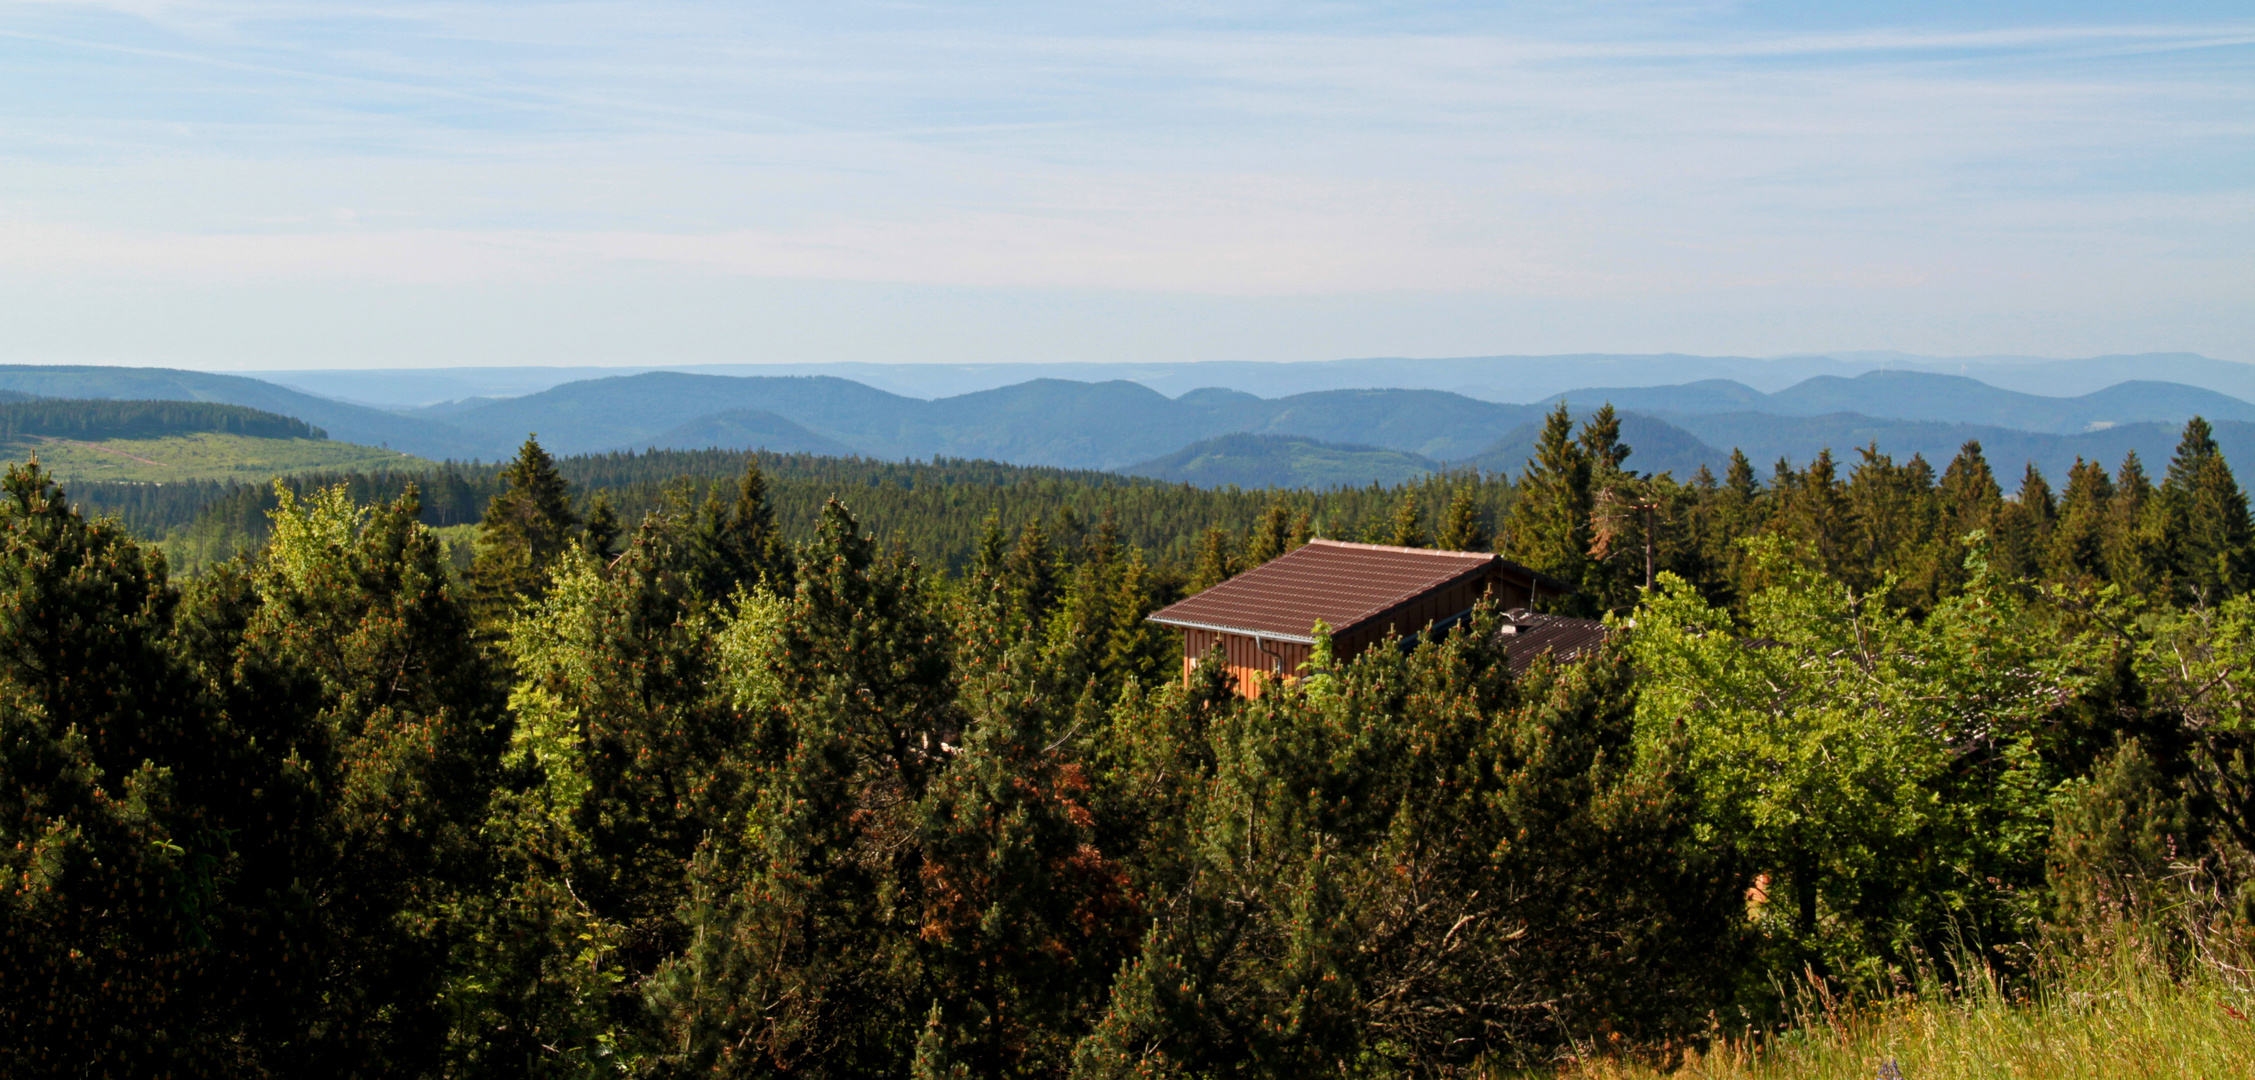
xmin=1542 ymin=918 xmax=2255 ymax=1080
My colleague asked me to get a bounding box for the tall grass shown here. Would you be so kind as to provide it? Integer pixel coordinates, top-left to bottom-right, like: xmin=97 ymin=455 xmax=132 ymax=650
xmin=1550 ymin=921 xmax=2255 ymax=1080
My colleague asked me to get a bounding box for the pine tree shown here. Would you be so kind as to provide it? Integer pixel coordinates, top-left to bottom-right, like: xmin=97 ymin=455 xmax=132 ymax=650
xmin=196 ymin=483 xmax=508 ymax=1074
xmin=0 ymin=462 xmax=214 ymax=1074
xmin=645 ymin=501 xmax=959 ymax=1074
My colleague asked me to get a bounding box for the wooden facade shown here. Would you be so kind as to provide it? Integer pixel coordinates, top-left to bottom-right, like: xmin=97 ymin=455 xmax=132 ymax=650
xmin=1180 ymin=626 xmax=1314 ymax=701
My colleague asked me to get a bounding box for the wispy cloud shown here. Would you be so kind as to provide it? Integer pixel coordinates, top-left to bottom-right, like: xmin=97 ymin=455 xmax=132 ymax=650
xmin=0 ymin=1 xmax=2246 ymax=365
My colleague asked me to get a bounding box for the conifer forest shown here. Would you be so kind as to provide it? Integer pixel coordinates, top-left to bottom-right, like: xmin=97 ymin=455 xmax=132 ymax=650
xmin=12 ymin=403 xmax=2255 ymax=1077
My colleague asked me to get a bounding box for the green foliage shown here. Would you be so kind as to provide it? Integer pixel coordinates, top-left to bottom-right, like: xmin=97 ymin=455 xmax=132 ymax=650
xmin=1075 ymin=609 xmax=1742 ymax=1075
xmin=466 ymin=436 xmax=584 ymax=630
xmin=0 ymin=397 xmax=325 ymax=441
xmin=1629 ymin=542 xmax=2096 ymax=976
xmin=8 ymin=412 xmax=2255 ymax=1075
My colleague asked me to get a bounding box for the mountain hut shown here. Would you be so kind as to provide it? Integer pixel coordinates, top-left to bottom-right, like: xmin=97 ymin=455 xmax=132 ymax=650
xmin=1146 ymin=538 xmax=1569 ymax=699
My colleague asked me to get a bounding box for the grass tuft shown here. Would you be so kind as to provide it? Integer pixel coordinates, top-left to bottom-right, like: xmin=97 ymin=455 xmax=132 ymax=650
xmin=1541 ymin=922 xmax=2255 ymax=1080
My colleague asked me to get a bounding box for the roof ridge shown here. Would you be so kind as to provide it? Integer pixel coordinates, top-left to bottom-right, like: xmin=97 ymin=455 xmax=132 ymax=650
xmin=1304 ymin=537 xmax=1496 ymax=559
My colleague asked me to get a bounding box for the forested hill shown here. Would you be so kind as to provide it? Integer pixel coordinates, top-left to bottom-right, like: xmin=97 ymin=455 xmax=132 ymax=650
xmin=0 ymin=364 xmax=486 ymax=458
xmin=13 ymin=408 xmax=2255 ymax=1074
xmin=110 ymin=445 xmax=1504 ymax=575
xmin=0 ymin=399 xmax=325 ymax=442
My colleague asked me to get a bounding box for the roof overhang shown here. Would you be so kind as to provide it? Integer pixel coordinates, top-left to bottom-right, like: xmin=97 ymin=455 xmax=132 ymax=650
xmin=1144 ymin=615 xmax=1319 ymax=645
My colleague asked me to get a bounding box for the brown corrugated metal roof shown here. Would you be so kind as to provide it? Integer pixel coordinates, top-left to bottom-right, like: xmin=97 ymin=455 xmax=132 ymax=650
xmin=1497 ymin=610 xmax=1610 ymax=675
xmin=1148 ymin=538 xmax=1524 ymax=644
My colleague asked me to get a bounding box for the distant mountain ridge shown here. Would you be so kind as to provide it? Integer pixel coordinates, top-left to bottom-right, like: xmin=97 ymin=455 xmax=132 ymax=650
xmin=1544 ymin=371 xmax=2255 ymax=434
xmin=12 ymin=361 xmax=2255 ymax=492
xmin=251 ymin=351 xmax=2251 ymax=406
xmin=438 ymin=374 xmax=1546 ymax=467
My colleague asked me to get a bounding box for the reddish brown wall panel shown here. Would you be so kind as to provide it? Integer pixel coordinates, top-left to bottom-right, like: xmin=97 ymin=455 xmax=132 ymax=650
xmin=1179 ymin=628 xmax=1314 ymax=700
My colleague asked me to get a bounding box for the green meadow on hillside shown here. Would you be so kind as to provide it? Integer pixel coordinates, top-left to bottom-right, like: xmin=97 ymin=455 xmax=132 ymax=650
xmin=10 ymin=431 xmax=430 ymax=483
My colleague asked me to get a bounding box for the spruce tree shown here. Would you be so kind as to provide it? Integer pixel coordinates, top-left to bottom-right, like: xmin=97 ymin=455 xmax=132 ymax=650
xmin=1242 ymin=501 xmax=1292 ymax=566
xmin=1779 ymin=450 xmax=1852 ymax=581
xmin=1385 ymin=490 xmax=1429 ymax=548
xmin=2159 ymin=417 xmax=2253 ymax=602
xmin=466 ymin=435 xmax=580 ymax=629
xmin=1702 ymin=449 xmax=1769 ymax=604
xmin=1992 ymin=463 xmax=2056 ymax=579
xmin=2105 ymin=451 xmax=2164 ymax=594
xmin=584 ymin=491 xmax=622 ymax=562
xmin=1939 ymin=440 xmax=2004 ymax=537
xmin=1003 ymin=519 xmax=1060 ymax=635
xmin=1436 ymin=484 xmax=1491 ymax=552
xmin=1188 ymin=526 xmax=1236 ymax=592
xmin=723 ymin=456 xmax=794 ymax=591
xmin=2048 ymin=457 xmax=2114 ymax=584
xmin=1503 ymin=403 xmax=1592 ymax=593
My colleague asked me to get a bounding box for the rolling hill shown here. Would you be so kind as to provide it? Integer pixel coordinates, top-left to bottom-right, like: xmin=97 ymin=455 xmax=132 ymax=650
xmin=0 ymin=397 xmax=429 ymax=482
xmin=13 ymin=433 xmax=429 ymax=484
xmin=0 ymin=366 xmax=486 ymax=459
xmin=637 ymin=410 xmax=858 ymax=456
xmin=1541 ymin=370 xmax=2255 ymax=434
xmin=1121 ymin=434 xmax=1440 ymax=489
xmin=436 ymin=374 xmax=1543 ymax=467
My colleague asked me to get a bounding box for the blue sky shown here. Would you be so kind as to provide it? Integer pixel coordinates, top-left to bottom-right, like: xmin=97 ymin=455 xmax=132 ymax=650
xmin=0 ymin=1 xmax=2247 ymax=369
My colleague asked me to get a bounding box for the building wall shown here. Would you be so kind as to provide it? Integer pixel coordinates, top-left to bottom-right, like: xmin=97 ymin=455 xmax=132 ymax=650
xmin=1334 ymin=566 xmax=1533 ymax=659
xmin=1180 ymin=626 xmax=1314 ymax=701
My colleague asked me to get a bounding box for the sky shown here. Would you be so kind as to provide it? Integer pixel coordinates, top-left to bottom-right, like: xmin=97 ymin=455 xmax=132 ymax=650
xmin=0 ymin=1 xmax=2248 ymax=370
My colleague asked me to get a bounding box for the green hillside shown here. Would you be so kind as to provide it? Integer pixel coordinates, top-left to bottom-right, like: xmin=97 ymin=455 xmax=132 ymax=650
xmin=1121 ymin=432 xmax=1439 ymax=488
xmin=1470 ymin=410 xmax=1725 ymax=477
xmin=11 ymin=432 xmax=429 ymax=483
xmin=0 ymin=365 xmax=487 ymax=459
xmin=0 ymin=398 xmax=324 ymax=442
xmin=637 ymin=409 xmax=857 ymax=455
